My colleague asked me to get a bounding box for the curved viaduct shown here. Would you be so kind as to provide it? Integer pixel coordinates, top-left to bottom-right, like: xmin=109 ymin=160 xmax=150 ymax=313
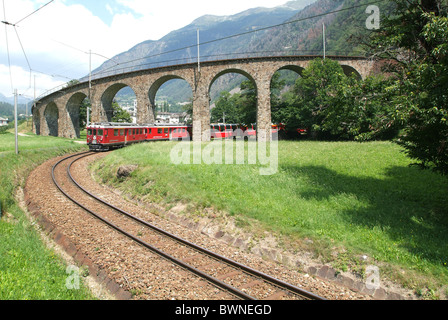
xmin=33 ymin=55 xmax=375 ymax=142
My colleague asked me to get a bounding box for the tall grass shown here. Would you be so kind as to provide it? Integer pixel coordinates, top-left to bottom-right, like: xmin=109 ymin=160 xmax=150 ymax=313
xmin=93 ymin=140 xmax=448 ymax=296
xmin=0 ymin=132 xmax=94 ymax=300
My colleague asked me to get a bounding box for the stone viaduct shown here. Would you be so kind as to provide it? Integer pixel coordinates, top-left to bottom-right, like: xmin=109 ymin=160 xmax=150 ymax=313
xmin=32 ymin=55 xmax=375 ymax=141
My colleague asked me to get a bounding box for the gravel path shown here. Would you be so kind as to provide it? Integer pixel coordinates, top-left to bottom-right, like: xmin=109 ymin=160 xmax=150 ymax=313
xmin=24 ymin=152 xmax=376 ymax=300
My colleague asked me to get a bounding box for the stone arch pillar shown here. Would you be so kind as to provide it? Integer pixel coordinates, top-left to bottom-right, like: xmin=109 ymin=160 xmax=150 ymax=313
xmin=43 ymin=102 xmax=59 ymax=137
xmin=32 ymin=106 xmax=41 ymax=135
xmin=193 ymin=72 xmax=211 ymax=142
xmin=66 ymin=92 xmax=88 ymax=138
xmin=90 ymin=94 xmax=103 ymax=124
xmin=255 ymin=75 xmax=272 ymax=142
xmin=135 ymin=91 xmax=153 ymax=124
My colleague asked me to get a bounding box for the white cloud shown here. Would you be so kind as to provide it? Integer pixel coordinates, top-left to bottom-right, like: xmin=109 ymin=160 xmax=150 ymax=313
xmin=116 ymin=0 xmax=290 ymax=40
xmin=0 ymin=64 xmax=65 ymax=99
xmin=0 ymin=0 xmax=290 ymax=98
xmin=106 ymin=4 xmax=114 ymax=15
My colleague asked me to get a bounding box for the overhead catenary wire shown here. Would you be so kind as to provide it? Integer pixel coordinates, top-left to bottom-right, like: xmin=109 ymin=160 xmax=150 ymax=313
xmin=2 ymin=0 xmax=13 ymax=94
xmin=14 ymin=0 xmax=54 ymax=26
xmin=13 ymin=25 xmax=33 ymax=91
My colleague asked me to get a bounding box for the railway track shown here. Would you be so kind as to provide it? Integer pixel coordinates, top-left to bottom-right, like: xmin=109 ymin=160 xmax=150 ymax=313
xmin=52 ymin=151 xmax=326 ymax=300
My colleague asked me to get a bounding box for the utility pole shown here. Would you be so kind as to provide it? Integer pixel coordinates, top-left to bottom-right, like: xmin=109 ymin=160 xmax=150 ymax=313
xmin=323 ymin=23 xmax=326 ymax=59
xmin=31 ymin=75 xmax=36 ymax=129
xmin=87 ymin=49 xmax=91 ymax=126
xmin=197 ymin=29 xmax=201 ymax=73
xmin=14 ymin=89 xmax=18 ymax=155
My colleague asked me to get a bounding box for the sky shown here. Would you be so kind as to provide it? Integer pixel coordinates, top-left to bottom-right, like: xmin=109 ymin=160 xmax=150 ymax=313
xmin=0 ymin=0 xmax=297 ymax=100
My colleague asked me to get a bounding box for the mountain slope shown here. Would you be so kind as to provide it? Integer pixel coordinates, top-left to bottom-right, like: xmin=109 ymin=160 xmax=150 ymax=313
xmin=91 ymin=0 xmax=316 ymax=78
xmin=92 ymin=0 xmax=391 ymax=105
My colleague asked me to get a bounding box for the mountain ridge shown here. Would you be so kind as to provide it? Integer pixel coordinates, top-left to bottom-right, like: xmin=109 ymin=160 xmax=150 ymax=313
xmin=91 ymin=0 xmax=384 ymax=105
xmin=91 ymin=0 xmax=317 ymax=78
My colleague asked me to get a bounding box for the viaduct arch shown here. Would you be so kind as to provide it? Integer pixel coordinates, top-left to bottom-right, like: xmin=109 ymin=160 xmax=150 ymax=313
xmin=33 ymin=56 xmax=375 ymax=141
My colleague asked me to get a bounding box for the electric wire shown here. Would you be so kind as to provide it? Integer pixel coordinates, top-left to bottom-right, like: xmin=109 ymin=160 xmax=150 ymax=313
xmin=2 ymin=0 xmax=13 ymax=94
xmin=14 ymin=0 xmax=54 ymax=26
xmin=13 ymin=25 xmax=33 ymax=91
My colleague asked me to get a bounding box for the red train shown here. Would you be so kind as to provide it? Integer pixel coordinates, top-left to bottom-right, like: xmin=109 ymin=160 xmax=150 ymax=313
xmin=86 ymin=123 xmax=192 ymax=151
xmin=86 ymin=123 xmax=294 ymax=152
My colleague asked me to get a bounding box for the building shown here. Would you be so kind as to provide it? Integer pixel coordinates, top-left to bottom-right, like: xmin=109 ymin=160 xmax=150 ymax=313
xmin=155 ymin=112 xmax=190 ymax=124
xmin=0 ymin=117 xmax=8 ymax=127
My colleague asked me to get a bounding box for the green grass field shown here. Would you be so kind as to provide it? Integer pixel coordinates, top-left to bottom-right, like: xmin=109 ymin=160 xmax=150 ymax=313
xmin=0 ymin=132 xmax=94 ymax=300
xmin=92 ymin=140 xmax=448 ymax=298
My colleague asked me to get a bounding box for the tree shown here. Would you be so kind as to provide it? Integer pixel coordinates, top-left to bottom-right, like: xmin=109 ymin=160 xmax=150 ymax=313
xmin=279 ymin=57 xmax=400 ymax=141
xmin=111 ymin=101 xmax=132 ymax=123
xmin=236 ymin=74 xmax=286 ymax=125
xmin=79 ymin=99 xmax=89 ymax=130
xmin=211 ymin=92 xmax=241 ymax=123
xmin=237 ymin=80 xmax=257 ymax=124
xmin=285 ymin=58 xmax=354 ymax=139
xmin=367 ymin=0 xmax=448 ymax=175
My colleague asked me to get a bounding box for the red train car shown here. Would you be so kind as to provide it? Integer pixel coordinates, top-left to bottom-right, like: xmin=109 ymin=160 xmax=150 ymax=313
xmin=241 ymin=124 xmax=284 ymax=138
xmin=87 ymin=123 xmax=191 ymax=151
xmin=87 ymin=123 xmax=146 ymax=151
xmin=147 ymin=126 xmax=191 ymax=141
xmin=210 ymin=124 xmax=241 ymax=139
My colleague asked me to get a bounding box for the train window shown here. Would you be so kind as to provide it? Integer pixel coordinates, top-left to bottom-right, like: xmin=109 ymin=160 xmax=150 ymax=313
xmin=87 ymin=129 xmax=92 ymax=135
xmin=98 ymin=129 xmax=104 ymax=136
xmin=114 ymin=129 xmax=119 ymax=136
xmin=158 ymin=128 xmax=163 ymax=134
xmin=165 ymin=129 xmax=169 ymax=134
xmin=121 ymin=129 xmax=125 ymax=136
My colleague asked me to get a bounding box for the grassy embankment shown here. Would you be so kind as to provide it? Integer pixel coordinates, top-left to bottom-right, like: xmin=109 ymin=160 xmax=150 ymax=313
xmin=92 ymin=140 xmax=448 ymax=299
xmin=0 ymin=126 xmax=94 ymax=300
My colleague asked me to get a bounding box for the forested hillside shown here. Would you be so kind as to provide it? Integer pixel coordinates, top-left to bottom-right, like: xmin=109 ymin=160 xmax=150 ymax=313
xmin=0 ymin=102 xmax=31 ymax=120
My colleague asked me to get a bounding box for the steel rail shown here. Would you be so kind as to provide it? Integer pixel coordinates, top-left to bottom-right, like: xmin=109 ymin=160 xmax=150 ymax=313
xmin=52 ymin=152 xmax=255 ymax=300
xmin=67 ymin=152 xmax=326 ymax=301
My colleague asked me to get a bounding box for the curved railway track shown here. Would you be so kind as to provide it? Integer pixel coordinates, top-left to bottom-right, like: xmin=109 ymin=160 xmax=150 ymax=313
xmin=52 ymin=151 xmax=326 ymax=300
